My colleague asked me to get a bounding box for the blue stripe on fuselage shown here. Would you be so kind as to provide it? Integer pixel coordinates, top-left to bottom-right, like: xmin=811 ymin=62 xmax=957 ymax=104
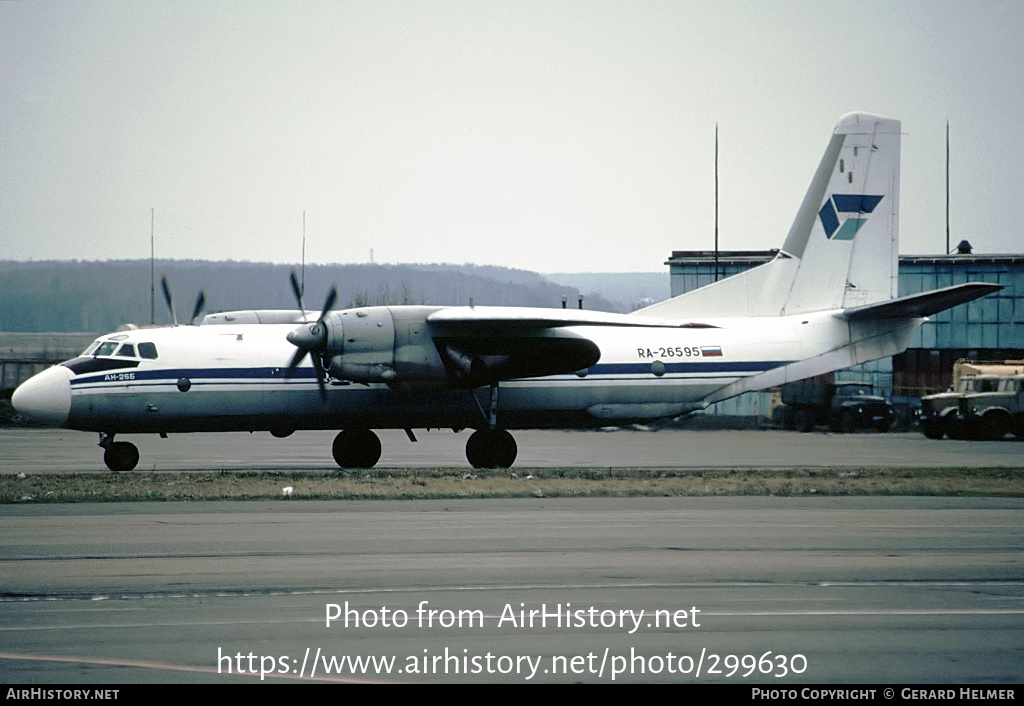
xmin=589 ymin=360 xmax=789 ymax=375
xmin=69 ymin=366 xmax=317 ymax=387
xmin=68 ymin=359 xmax=791 ymax=388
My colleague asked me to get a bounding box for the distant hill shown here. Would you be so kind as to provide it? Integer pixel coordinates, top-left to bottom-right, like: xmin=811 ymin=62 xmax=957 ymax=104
xmin=545 ymin=272 xmax=671 ymax=311
xmin=0 ymin=260 xmax=636 ymax=333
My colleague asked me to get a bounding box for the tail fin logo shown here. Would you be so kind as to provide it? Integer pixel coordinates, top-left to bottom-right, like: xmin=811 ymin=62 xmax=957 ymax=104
xmin=818 ymin=194 xmax=884 ymax=240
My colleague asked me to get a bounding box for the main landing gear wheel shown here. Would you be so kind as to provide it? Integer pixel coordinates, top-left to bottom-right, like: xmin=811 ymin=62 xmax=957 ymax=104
xmin=465 ymin=429 xmax=517 ymax=469
xmin=332 ymin=428 xmax=382 ymax=469
xmin=103 ymin=442 xmax=139 ymax=472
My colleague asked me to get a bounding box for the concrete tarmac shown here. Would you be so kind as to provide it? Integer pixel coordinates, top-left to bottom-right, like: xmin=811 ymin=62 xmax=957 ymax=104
xmin=2 ymin=496 xmax=1023 ymax=684
xmin=2 ymin=426 xmax=1023 ymax=473
xmin=2 ymin=428 xmax=1022 ymax=684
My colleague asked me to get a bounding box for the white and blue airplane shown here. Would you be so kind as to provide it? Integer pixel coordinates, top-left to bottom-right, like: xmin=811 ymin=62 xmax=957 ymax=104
xmin=12 ymin=113 xmax=1000 ymax=471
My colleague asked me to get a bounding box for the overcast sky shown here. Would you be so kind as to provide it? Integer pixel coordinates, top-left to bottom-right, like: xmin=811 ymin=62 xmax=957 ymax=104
xmin=2 ymin=1 xmax=1021 ymax=273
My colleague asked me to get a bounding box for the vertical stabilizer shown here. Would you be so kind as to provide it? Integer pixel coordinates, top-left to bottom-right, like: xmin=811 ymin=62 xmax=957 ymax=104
xmin=636 ymin=113 xmax=901 ymax=319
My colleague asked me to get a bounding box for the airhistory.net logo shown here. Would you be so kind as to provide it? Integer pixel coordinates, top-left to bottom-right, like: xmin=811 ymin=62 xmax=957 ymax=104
xmin=818 ymin=194 xmax=884 ymax=240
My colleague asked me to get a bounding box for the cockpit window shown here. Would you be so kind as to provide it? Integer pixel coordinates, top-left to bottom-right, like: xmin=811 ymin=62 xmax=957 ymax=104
xmin=82 ymin=341 xmax=102 ymax=356
xmin=94 ymin=342 xmax=119 ymax=357
xmin=115 ymin=344 xmax=136 ymax=357
xmin=138 ymin=342 xmax=158 ymax=359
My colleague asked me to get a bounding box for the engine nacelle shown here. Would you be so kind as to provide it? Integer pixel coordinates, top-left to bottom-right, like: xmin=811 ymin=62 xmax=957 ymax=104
xmin=317 ymin=305 xmax=601 ymax=389
xmin=324 ymin=306 xmax=449 ymax=385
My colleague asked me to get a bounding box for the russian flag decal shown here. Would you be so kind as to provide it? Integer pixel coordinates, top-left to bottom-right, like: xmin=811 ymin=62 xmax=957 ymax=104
xmin=701 ymin=346 xmax=723 ymax=357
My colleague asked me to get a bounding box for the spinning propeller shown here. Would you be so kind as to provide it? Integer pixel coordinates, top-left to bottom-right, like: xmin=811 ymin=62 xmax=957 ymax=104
xmin=289 ymin=269 xmax=306 ymax=316
xmin=161 ymin=275 xmax=206 ymax=325
xmin=285 ymin=273 xmax=337 ymax=398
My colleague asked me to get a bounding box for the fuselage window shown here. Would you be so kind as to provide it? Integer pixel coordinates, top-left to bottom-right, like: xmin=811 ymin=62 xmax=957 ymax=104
xmin=94 ymin=342 xmax=119 ymax=357
xmin=138 ymin=342 xmax=159 ymax=359
xmin=116 ymin=344 xmax=136 ymax=357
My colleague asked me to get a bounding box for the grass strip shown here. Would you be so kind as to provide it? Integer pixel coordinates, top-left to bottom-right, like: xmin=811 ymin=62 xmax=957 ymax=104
xmin=3 ymin=467 xmax=1023 ymax=503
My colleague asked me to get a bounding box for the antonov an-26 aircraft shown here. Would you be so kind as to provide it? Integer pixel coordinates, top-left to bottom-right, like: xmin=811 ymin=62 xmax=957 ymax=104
xmin=13 ymin=113 xmax=1001 ymax=471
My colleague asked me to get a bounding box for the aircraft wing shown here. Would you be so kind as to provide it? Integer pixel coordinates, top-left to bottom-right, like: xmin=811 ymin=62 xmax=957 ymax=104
xmin=840 ymin=283 xmax=1002 ymax=321
xmin=423 ymin=306 xmax=713 ymax=387
xmin=426 ymin=306 xmax=716 ymax=329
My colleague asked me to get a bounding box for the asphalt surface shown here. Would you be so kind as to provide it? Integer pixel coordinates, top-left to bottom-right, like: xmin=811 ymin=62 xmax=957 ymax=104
xmin=3 ymin=426 xmax=1023 ymax=473
xmin=2 ymin=497 xmax=1022 ymax=684
xmin=1 ymin=429 xmax=1022 ymax=684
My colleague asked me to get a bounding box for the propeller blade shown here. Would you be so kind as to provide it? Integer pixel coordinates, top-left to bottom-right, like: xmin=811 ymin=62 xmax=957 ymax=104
xmin=284 ymin=284 xmax=338 ymax=398
xmin=312 ymin=354 xmax=327 ymax=400
xmin=289 ymin=269 xmax=305 ymax=317
xmin=160 ymin=276 xmax=177 ymax=326
xmin=283 ymin=346 xmax=326 ymax=399
xmin=320 ymin=286 xmax=337 ymax=322
xmin=190 ymin=291 xmax=206 ymax=325
xmin=283 ymin=346 xmax=308 ymax=380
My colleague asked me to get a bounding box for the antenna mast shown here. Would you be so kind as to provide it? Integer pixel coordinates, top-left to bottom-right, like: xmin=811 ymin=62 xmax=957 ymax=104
xmin=946 ymin=121 xmax=950 ymax=254
xmin=714 ymin=123 xmax=720 ymax=282
xmin=302 ymin=210 xmax=306 ymax=305
xmin=150 ymin=208 xmax=155 ymax=325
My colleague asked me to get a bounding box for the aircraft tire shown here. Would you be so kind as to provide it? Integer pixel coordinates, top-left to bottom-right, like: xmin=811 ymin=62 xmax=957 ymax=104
xmin=466 ymin=429 xmax=517 ymax=469
xmin=332 ymin=428 xmax=382 ymax=469
xmin=103 ymin=442 xmax=140 ymax=472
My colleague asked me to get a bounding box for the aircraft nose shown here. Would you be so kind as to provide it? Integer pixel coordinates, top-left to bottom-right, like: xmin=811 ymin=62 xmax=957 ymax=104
xmin=11 ymin=365 xmax=72 ymax=427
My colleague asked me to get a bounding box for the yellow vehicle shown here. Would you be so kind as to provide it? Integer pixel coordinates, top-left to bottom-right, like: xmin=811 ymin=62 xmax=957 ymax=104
xmin=920 ymin=360 xmax=1024 ymax=440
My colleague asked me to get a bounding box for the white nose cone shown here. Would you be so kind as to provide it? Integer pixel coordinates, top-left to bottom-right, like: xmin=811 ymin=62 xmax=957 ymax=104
xmin=286 ymin=322 xmax=326 ymax=350
xmin=11 ymin=365 xmax=72 ymax=427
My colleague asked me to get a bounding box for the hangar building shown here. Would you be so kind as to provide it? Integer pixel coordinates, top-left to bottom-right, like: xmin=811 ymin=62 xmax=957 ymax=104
xmin=666 ymin=245 xmax=1024 ymax=422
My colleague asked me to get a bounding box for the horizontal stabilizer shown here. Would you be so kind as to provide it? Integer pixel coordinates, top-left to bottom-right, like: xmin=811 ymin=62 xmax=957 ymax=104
xmin=840 ymin=283 xmax=1002 ymax=320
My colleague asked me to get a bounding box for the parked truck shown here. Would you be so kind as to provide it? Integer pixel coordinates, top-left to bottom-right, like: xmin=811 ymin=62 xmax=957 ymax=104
xmin=955 ymin=375 xmax=1024 ymax=440
xmin=919 ymin=360 xmax=1024 ymax=440
xmin=778 ymin=381 xmax=894 ymax=433
xmin=919 ymin=374 xmax=1001 ymax=439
